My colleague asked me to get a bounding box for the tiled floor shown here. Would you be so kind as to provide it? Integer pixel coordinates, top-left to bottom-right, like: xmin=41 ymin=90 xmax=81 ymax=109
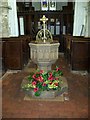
xmin=2 ymin=54 xmax=88 ymax=119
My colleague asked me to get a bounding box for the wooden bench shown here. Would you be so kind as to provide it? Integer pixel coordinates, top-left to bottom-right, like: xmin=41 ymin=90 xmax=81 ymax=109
xmin=1 ymin=35 xmax=32 ymax=71
xmin=70 ymin=37 xmax=89 ymax=71
xmin=63 ymin=35 xmax=90 ymax=72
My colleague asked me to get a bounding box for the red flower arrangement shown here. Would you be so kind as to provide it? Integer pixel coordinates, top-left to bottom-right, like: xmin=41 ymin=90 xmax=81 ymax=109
xmin=22 ymin=66 xmax=63 ymax=96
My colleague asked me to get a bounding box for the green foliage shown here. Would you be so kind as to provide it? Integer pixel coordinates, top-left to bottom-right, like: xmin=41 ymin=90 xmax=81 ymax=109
xmin=35 ymin=91 xmax=41 ymax=96
xmin=22 ymin=66 xmax=63 ymax=96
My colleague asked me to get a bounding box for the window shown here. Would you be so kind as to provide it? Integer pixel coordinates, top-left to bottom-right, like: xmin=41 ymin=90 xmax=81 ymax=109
xmin=49 ymin=0 xmax=56 ymax=11
xmin=41 ymin=0 xmax=48 ymax=11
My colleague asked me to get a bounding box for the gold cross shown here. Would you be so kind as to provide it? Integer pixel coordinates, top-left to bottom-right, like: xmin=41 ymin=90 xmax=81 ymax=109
xmin=40 ymin=15 xmax=48 ymax=23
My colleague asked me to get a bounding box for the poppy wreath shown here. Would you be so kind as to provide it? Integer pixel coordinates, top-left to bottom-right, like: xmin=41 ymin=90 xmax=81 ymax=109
xmin=22 ymin=66 xmax=63 ymax=96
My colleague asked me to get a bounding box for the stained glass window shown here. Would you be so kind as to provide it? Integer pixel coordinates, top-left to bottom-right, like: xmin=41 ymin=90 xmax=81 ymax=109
xmin=49 ymin=0 xmax=56 ymax=11
xmin=41 ymin=0 xmax=48 ymax=11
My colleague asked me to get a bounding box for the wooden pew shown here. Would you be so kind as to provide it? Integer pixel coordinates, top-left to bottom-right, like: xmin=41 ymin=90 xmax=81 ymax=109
xmin=1 ymin=35 xmax=32 ymax=71
xmin=63 ymin=35 xmax=90 ymax=72
xmin=70 ymin=37 xmax=89 ymax=71
xmin=63 ymin=34 xmax=73 ymax=63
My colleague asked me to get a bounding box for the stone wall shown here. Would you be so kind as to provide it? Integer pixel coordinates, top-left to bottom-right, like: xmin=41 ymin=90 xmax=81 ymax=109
xmin=0 ymin=1 xmax=10 ymax=37
xmin=84 ymin=1 xmax=90 ymax=37
xmin=87 ymin=1 xmax=90 ymax=37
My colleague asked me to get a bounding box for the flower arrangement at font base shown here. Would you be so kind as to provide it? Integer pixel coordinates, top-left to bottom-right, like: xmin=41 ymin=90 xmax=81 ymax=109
xmin=22 ymin=66 xmax=63 ymax=97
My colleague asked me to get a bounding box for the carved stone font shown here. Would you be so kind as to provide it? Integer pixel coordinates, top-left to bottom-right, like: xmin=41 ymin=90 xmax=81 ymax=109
xmin=29 ymin=15 xmax=60 ymax=72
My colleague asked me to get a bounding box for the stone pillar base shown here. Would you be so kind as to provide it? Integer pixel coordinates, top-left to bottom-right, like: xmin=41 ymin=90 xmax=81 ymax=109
xmin=38 ymin=63 xmax=51 ymax=72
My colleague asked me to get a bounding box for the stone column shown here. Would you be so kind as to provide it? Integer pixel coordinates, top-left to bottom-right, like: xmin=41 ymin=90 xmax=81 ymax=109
xmin=85 ymin=2 xmax=90 ymax=37
xmin=73 ymin=0 xmax=87 ymax=36
xmin=8 ymin=0 xmax=19 ymax=37
xmin=0 ymin=0 xmax=10 ymax=37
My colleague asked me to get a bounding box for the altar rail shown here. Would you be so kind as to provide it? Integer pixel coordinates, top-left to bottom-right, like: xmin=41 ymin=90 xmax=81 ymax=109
xmin=63 ymin=35 xmax=90 ymax=72
xmin=0 ymin=35 xmax=32 ymax=76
